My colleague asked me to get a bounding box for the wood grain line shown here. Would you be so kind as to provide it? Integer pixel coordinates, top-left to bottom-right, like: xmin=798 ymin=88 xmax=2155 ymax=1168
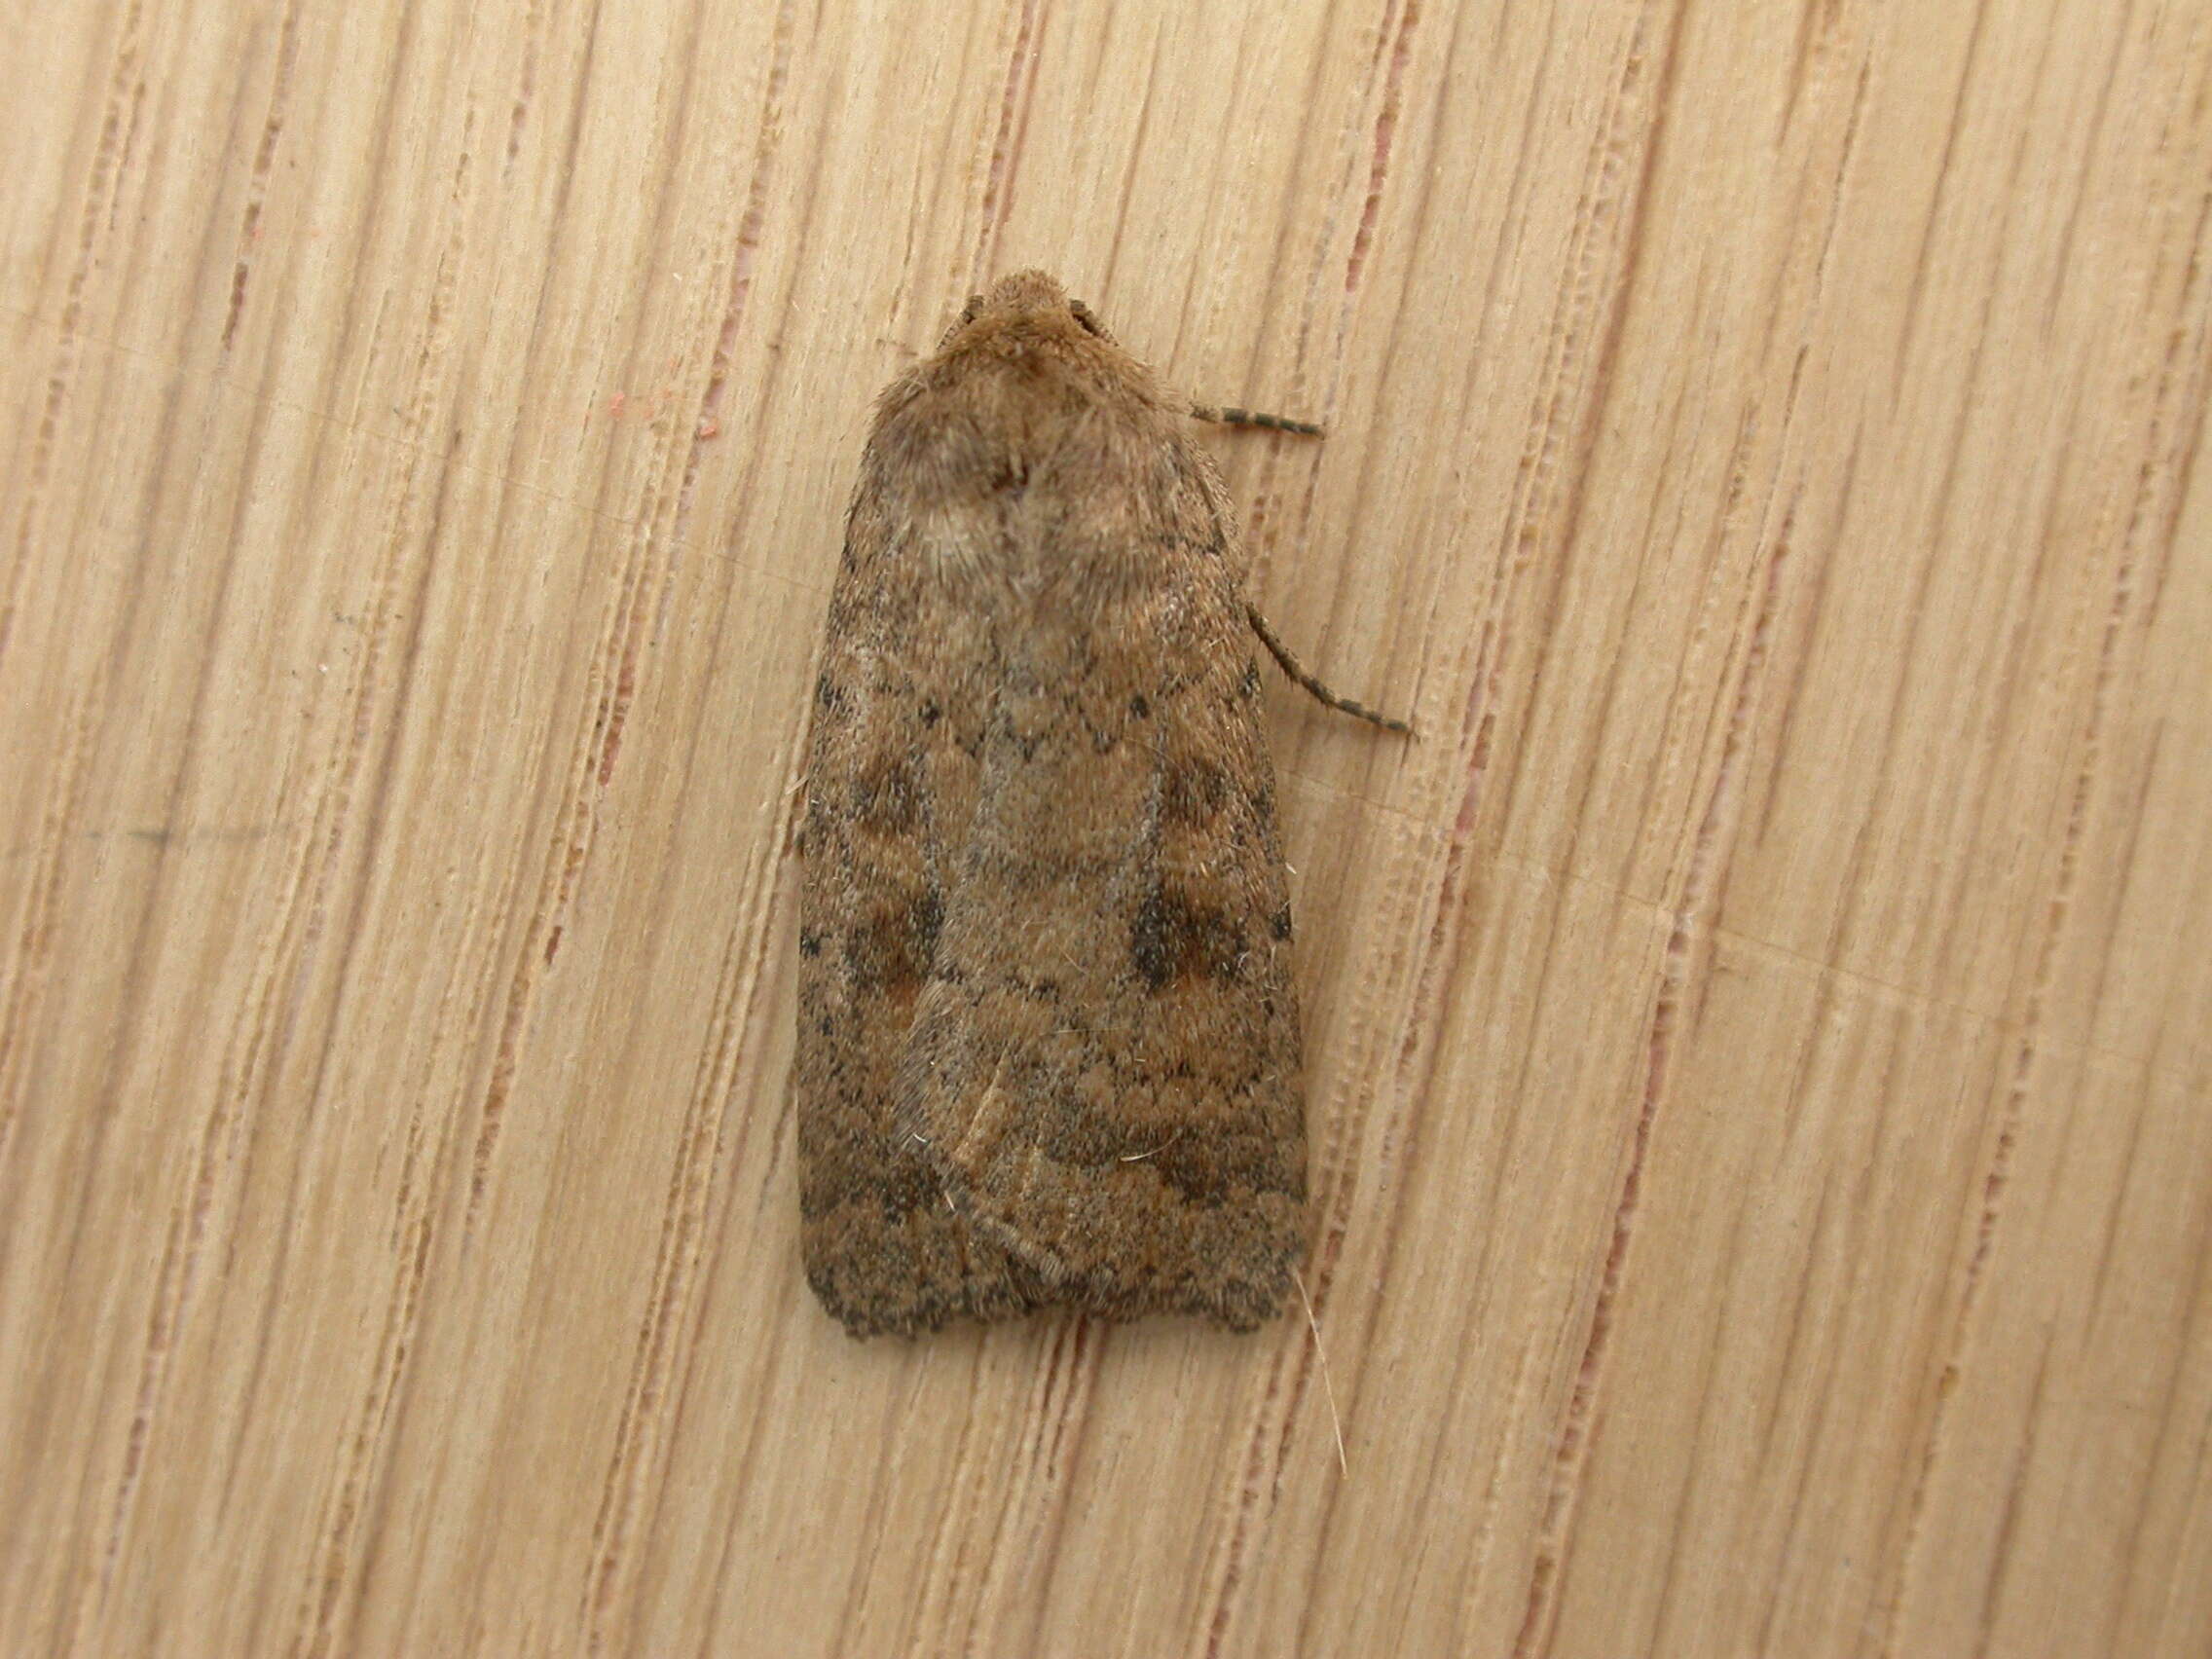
xmin=501 ymin=0 xmax=544 ymax=171
xmin=1 ymin=0 xmax=144 ymax=672
xmin=1417 ymin=5 xmax=1699 ymax=1635
xmin=1235 ymin=0 xmax=1432 ymax=1541
xmin=685 ymin=1245 xmax=806 ymax=1657
xmin=8 ymin=334 xmax=258 ymax=1635
xmin=1514 ymin=495 xmax=1795 ymax=1659
xmin=1093 ymin=11 xmax=1162 ymax=302
xmin=465 ymin=418 xmax=682 ymax=1217
xmin=1498 ymin=13 xmax=1894 ymax=1631
xmin=578 ymin=938 xmax=747 ymax=1649
xmin=219 ymin=0 xmax=304 ymax=351
xmin=2116 ymin=1169 xmax=2212 ymax=1653
xmin=1190 ymin=0 xmax=1438 ymax=1640
xmin=1879 ymin=88 xmax=2212 ymax=1655
xmin=83 ymin=243 xmax=474 ymax=1643
xmin=1207 ymin=0 xmax=1689 ymax=1647
xmin=577 ymin=741 xmax=803 ymax=1651
xmin=1013 ymin=1322 xmax=1108 ymax=1655
xmin=540 ymin=9 xmax=809 ymax=1641
xmin=1252 ymin=0 xmax=1419 ymax=568
xmin=904 ymin=1346 xmax=1015 ymax=1651
xmin=274 ymin=89 xmax=490 ymax=1659
xmin=1342 ymin=0 xmax=1420 ymax=306
xmin=1259 ymin=0 xmax=1426 ymax=630
xmin=1196 ymin=1316 xmax=1298 ymax=1659
xmin=970 ymin=0 xmax=1044 ymax=286
xmin=0 ymin=683 xmax=98 ymax=1175
xmin=1734 ymin=1162 xmax=1838 ymax=1630
xmin=1891 ymin=0 xmax=1994 ymax=408
xmin=674 ymin=0 xmax=796 ymax=542
xmin=964 ymin=1317 xmax=1099 ymax=1653
xmin=1972 ymin=1326 xmax=2055 ymax=1645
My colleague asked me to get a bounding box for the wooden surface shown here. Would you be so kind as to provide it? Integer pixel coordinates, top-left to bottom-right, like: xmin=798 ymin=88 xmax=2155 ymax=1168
xmin=4 ymin=0 xmax=2209 ymax=1653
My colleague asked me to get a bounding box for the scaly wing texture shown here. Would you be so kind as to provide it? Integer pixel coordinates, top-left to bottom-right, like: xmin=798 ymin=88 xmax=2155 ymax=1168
xmin=897 ymin=443 xmax=1307 ymax=1331
xmin=796 ymin=455 xmax=1042 ymax=1337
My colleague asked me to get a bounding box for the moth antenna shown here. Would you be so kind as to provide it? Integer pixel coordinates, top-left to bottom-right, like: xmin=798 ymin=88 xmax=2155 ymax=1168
xmin=1190 ymin=401 xmax=1325 ymax=437
xmin=1245 ymin=603 xmax=1413 ymax=735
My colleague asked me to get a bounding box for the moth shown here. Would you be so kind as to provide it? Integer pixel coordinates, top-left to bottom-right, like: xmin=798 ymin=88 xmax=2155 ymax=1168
xmin=796 ymin=271 xmax=1402 ymax=1338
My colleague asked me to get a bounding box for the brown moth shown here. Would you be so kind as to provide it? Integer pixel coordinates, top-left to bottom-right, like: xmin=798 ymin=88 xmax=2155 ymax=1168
xmin=796 ymin=271 xmax=1402 ymax=1338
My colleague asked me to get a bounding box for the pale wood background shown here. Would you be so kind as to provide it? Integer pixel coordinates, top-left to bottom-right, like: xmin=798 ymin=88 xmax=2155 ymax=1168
xmin=3 ymin=0 xmax=2208 ymax=1653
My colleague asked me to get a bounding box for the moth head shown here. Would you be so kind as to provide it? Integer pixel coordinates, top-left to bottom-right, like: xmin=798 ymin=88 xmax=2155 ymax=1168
xmin=940 ymin=270 xmax=1117 ymax=350
xmin=886 ymin=272 xmax=1160 ymax=473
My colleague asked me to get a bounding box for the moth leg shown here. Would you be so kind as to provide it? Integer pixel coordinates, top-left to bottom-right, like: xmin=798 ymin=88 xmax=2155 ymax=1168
xmin=1189 ymin=401 xmax=1324 ymax=437
xmin=1245 ymin=602 xmax=1413 ymax=735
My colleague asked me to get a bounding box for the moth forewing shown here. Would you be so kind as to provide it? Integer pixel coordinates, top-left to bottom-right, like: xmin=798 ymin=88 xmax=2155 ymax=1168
xmin=796 ymin=270 xmax=1398 ymax=1338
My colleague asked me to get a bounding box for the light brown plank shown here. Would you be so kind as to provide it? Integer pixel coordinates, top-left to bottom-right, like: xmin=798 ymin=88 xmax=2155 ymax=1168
xmin=3 ymin=0 xmax=2207 ymax=1654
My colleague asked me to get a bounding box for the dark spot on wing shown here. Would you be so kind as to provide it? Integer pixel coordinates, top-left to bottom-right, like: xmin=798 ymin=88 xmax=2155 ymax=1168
xmin=1149 ymin=1130 xmax=1302 ymax=1208
xmin=1161 ymin=761 xmax=1229 ymax=826
xmin=845 ymin=889 xmax=942 ymax=1005
xmin=853 ymin=754 xmax=921 ymax=833
xmin=1130 ymin=887 xmax=1248 ymax=991
xmin=875 ymin=1159 xmax=944 ymax=1224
